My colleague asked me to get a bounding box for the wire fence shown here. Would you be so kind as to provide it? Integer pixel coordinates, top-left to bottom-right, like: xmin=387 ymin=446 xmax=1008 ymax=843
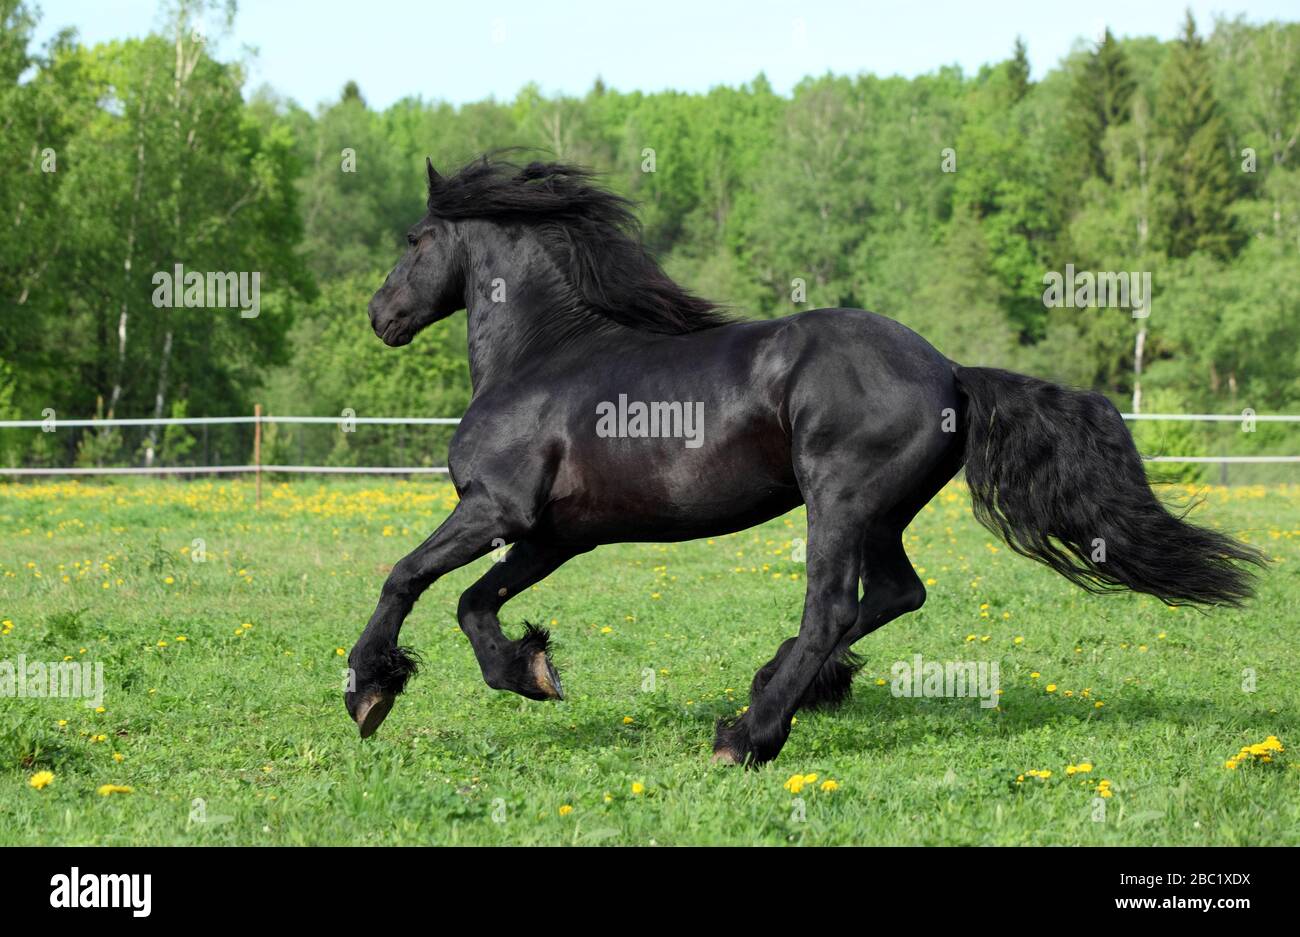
xmin=0 ymin=410 xmax=1297 ymax=483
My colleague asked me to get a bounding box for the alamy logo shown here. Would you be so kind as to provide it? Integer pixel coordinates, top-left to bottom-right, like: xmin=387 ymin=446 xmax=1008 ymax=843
xmin=595 ymin=394 xmax=704 ymax=449
xmin=151 ymin=263 xmax=261 ymax=318
xmin=50 ymin=867 xmax=151 ymax=917
xmin=1042 ymin=264 xmax=1151 ymax=319
xmin=0 ymin=656 xmax=104 ymax=709
xmin=890 ymin=654 xmax=1000 ymax=709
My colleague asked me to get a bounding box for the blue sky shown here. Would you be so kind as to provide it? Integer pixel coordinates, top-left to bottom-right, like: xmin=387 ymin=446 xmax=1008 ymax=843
xmin=33 ymin=0 xmax=1298 ymax=110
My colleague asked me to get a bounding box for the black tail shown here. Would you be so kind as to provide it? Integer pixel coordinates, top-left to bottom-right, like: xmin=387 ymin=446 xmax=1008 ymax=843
xmin=954 ymin=366 xmax=1265 ymax=607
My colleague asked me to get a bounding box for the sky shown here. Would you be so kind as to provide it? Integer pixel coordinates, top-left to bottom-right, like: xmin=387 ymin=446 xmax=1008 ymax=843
xmin=32 ymin=0 xmax=1299 ymax=111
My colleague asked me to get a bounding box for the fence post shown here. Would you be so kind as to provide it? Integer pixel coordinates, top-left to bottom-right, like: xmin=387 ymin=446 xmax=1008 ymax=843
xmin=253 ymin=403 xmax=262 ymax=509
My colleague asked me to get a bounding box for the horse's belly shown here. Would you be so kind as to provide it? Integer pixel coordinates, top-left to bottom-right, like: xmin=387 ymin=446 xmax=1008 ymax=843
xmin=541 ymin=436 xmax=799 ymax=544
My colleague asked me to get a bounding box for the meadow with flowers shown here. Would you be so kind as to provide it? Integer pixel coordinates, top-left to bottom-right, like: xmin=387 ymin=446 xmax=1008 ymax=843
xmin=1 ymin=478 xmax=1297 ymax=845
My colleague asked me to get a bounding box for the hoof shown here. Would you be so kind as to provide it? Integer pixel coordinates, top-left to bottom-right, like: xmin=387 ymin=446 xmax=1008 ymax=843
xmin=532 ymin=650 xmax=564 ymax=701
xmin=354 ymin=691 xmax=395 ymax=738
xmin=712 ymin=717 xmax=755 ymax=767
xmin=506 ymin=622 xmax=565 ymax=702
xmin=714 ymin=714 xmax=788 ymax=766
xmin=345 ymin=645 xmax=419 ymax=738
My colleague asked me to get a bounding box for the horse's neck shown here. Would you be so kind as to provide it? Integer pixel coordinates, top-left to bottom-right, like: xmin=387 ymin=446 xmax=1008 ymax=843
xmin=463 ymin=228 xmax=596 ymax=392
xmin=465 ymin=298 xmax=518 ymax=392
xmin=464 ymin=291 xmax=612 ymax=393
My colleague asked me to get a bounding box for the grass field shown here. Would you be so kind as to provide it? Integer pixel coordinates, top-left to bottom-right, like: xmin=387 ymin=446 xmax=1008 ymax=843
xmin=1 ymin=477 xmax=1297 ymax=845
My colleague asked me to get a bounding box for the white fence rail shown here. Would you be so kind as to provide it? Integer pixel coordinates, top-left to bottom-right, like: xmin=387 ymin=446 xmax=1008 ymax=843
xmin=0 ymin=412 xmax=1296 ymax=478
xmin=0 ymin=465 xmax=450 ymax=476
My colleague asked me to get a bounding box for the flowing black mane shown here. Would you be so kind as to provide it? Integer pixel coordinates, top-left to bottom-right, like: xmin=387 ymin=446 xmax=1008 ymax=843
xmin=427 ymin=157 xmax=732 ymax=335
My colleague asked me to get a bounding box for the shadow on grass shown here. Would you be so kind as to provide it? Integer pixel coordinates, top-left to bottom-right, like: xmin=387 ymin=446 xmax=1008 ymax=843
xmin=358 ymin=678 xmax=1299 ymax=767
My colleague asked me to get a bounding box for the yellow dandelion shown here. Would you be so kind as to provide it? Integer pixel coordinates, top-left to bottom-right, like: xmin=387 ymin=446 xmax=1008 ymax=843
xmin=29 ymin=771 xmax=55 ymax=790
xmin=558 ymin=804 xmax=573 ymax=817
xmin=97 ymin=784 xmax=133 ymax=796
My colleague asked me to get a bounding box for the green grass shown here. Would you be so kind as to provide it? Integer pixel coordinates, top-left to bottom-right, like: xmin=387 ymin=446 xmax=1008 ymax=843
xmin=1 ymin=478 xmax=1298 ymax=845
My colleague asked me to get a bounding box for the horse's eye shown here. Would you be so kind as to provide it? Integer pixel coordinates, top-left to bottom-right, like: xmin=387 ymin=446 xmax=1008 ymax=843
xmin=406 ymin=234 xmax=418 ymax=247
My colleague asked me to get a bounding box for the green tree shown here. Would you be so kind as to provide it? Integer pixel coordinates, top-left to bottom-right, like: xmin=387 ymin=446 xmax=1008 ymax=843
xmin=1007 ymin=37 xmax=1031 ymax=103
xmin=1155 ymin=12 xmax=1240 ymax=259
xmin=1066 ymin=28 xmax=1136 ymax=183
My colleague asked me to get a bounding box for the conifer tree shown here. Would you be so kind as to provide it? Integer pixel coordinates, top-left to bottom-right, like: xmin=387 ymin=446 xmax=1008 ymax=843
xmin=1007 ymin=37 xmax=1031 ymax=103
xmin=1067 ymin=27 xmax=1136 ymax=182
xmin=1156 ymin=12 xmax=1240 ymax=258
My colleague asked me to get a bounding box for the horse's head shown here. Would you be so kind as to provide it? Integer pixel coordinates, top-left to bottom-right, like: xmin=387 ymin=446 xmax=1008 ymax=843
xmin=368 ymin=159 xmax=466 ymax=347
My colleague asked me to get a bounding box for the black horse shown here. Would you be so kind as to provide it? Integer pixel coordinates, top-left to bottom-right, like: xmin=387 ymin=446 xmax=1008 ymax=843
xmin=345 ymin=156 xmax=1263 ymax=765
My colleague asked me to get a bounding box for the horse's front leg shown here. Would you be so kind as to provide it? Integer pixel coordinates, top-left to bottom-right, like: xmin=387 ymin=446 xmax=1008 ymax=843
xmin=345 ymin=497 xmax=507 ymax=737
xmin=457 ymin=536 xmax=589 ymax=700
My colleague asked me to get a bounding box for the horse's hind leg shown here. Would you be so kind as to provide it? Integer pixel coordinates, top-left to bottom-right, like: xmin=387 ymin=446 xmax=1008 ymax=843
xmin=751 ymin=428 xmax=959 ymax=712
xmin=715 ymin=508 xmax=864 ymax=765
xmin=750 ymin=535 xmax=923 ymax=711
xmin=749 ymin=636 xmax=857 ymax=712
xmin=834 ymin=536 xmax=925 ymax=657
xmin=457 ymin=537 xmax=588 ymax=701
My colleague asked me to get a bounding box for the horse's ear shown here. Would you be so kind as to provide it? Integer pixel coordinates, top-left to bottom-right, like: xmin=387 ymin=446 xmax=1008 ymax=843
xmin=426 ymin=157 xmax=443 ymax=189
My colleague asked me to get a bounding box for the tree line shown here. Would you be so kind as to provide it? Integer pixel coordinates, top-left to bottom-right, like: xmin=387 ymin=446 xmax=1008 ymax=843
xmin=2 ymin=1 xmax=1298 ymax=479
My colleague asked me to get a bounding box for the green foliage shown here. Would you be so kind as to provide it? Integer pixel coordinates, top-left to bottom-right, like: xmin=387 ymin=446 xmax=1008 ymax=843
xmin=1067 ymin=28 xmax=1137 ymax=183
xmin=1130 ymin=388 xmax=1207 ymax=484
xmin=2 ymin=5 xmax=1298 ymax=472
xmin=1006 ymin=37 xmax=1031 ymax=103
xmin=1155 ymin=13 xmax=1240 ymax=259
xmin=0 ymin=360 xmax=19 ymax=467
xmin=160 ymin=400 xmax=197 ymax=464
